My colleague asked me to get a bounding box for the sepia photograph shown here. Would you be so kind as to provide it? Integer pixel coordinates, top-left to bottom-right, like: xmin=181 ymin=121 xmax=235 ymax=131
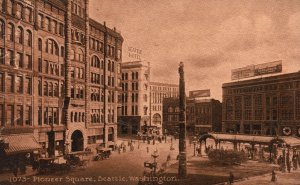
xmin=0 ymin=0 xmax=300 ymax=184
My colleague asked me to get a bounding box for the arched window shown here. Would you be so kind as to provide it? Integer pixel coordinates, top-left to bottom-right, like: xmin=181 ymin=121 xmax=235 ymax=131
xmin=91 ymin=55 xmax=100 ymax=68
xmin=111 ymin=61 xmax=115 ymax=72
xmin=7 ymin=23 xmax=14 ymax=41
xmin=46 ymin=39 xmax=59 ymax=55
xmin=49 ymin=82 xmax=53 ymax=96
xmin=25 ymin=30 xmax=32 ymax=47
xmin=44 ymin=82 xmax=48 ymax=96
xmin=70 ymin=49 xmax=75 ymax=60
xmin=7 ymin=0 xmax=13 ymax=15
xmin=108 ymin=60 xmax=111 ymax=71
xmin=77 ymin=49 xmax=83 ymax=62
xmin=16 ymin=27 xmax=23 ymax=44
xmin=0 ymin=19 xmax=4 ymax=38
xmin=38 ymin=38 xmax=42 ymax=51
xmin=61 ymin=46 xmax=65 ymax=57
xmin=54 ymin=83 xmax=59 ymax=97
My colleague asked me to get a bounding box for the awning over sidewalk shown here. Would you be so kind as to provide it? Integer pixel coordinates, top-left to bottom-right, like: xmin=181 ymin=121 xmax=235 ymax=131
xmin=3 ymin=134 xmax=41 ymax=155
xmin=199 ymin=132 xmax=300 ymax=147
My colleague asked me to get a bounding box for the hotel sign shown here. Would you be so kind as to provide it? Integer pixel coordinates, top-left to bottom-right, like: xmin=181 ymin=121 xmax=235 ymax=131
xmin=231 ymin=60 xmax=282 ymax=80
xmin=189 ymin=89 xmax=211 ymax=98
xmin=128 ymin=47 xmax=142 ymax=60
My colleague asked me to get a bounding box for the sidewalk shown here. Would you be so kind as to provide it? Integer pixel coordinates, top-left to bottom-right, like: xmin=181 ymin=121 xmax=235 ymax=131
xmin=235 ymin=170 xmax=300 ymax=185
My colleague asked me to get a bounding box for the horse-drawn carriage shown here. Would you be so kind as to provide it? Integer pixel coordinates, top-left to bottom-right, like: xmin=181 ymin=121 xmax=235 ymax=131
xmin=94 ymin=147 xmax=111 ymax=161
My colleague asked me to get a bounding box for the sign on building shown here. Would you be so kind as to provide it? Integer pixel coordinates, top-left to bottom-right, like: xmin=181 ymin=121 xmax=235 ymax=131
xmin=128 ymin=47 xmax=142 ymax=60
xmin=231 ymin=60 xmax=282 ymax=80
xmin=189 ymin=89 xmax=210 ymax=98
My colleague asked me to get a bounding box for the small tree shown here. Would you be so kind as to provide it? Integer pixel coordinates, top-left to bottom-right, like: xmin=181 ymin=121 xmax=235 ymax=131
xmin=208 ymin=149 xmax=248 ymax=165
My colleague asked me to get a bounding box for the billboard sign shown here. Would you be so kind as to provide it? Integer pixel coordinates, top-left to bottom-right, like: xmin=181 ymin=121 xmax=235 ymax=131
xmin=189 ymin=89 xmax=210 ymax=98
xmin=231 ymin=60 xmax=282 ymax=80
xmin=254 ymin=60 xmax=282 ymax=76
xmin=231 ymin=65 xmax=255 ymax=80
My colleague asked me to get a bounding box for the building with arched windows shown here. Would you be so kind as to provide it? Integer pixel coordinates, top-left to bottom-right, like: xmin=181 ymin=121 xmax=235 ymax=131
xmin=149 ymin=82 xmax=179 ymax=134
xmin=0 ymin=0 xmax=123 ymax=158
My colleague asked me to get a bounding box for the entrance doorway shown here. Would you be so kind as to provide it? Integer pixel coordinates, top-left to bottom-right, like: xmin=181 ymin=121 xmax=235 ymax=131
xmin=71 ymin=130 xmax=84 ymax=152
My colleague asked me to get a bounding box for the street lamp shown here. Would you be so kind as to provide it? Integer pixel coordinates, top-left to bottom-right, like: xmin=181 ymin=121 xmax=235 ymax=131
xmin=151 ymin=149 xmax=159 ymax=174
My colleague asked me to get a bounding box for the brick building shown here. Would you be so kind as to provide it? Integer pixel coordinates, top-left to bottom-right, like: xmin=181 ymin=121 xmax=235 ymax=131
xmin=222 ymin=72 xmax=300 ymax=136
xmin=149 ymin=82 xmax=178 ymax=134
xmin=0 ymin=0 xmax=123 ymax=157
xmin=162 ymin=97 xmax=222 ymax=135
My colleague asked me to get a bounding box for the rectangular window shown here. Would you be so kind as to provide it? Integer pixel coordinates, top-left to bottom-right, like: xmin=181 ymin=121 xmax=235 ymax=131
xmin=16 ymin=105 xmax=23 ymax=125
xmin=16 ymin=76 xmax=23 ymax=93
xmin=0 ymin=48 xmax=4 ymax=64
xmin=25 ymin=106 xmax=32 ymax=126
xmin=38 ymin=58 xmax=42 ymax=72
xmin=0 ymin=73 xmax=3 ymax=92
xmin=25 ymin=77 xmax=31 ymax=94
xmin=24 ymin=8 xmax=32 ymax=22
xmin=7 ymin=105 xmax=14 ymax=126
xmin=25 ymin=55 xmax=32 ymax=69
xmin=44 ymin=107 xmax=48 ymax=125
xmin=6 ymin=74 xmax=13 ymax=93
xmin=0 ymin=104 xmax=3 ymax=126
xmin=38 ymin=107 xmax=42 ymax=126
xmin=38 ymin=14 xmax=43 ymax=28
xmin=16 ymin=52 xmax=23 ymax=68
xmin=8 ymin=50 xmax=14 ymax=66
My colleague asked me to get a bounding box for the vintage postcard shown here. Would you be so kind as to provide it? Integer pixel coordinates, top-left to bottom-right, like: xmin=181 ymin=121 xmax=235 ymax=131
xmin=0 ymin=0 xmax=300 ymax=185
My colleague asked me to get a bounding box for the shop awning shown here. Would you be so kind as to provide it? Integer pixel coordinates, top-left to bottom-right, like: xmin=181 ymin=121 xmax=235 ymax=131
xmin=3 ymin=134 xmax=41 ymax=155
xmin=199 ymin=132 xmax=300 ymax=147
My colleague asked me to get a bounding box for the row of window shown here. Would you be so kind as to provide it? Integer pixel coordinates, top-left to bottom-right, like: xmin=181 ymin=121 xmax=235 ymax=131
xmin=71 ymin=111 xmax=85 ymax=123
xmin=71 ymin=85 xmax=84 ymax=99
xmin=0 ymin=104 xmax=32 ymax=126
xmin=0 ymin=73 xmax=31 ymax=94
xmin=1 ymin=0 xmax=32 ymax=23
xmin=71 ymin=67 xmax=84 ymax=79
xmin=38 ymin=107 xmax=59 ymax=126
xmin=39 ymin=80 xmax=61 ymax=97
xmin=0 ymin=49 xmax=32 ymax=70
xmin=122 ymin=72 xmax=139 ymax=80
xmin=0 ymin=20 xmax=32 ymax=46
xmin=38 ymin=13 xmax=64 ymax=36
xmin=224 ymin=81 xmax=300 ymax=95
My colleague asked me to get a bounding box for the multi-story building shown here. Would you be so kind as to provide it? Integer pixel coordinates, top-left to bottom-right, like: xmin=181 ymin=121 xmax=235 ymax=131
xmin=0 ymin=0 xmax=123 ymax=158
xmin=162 ymin=97 xmax=222 ymax=135
xmin=149 ymin=82 xmax=178 ymax=134
xmin=222 ymin=72 xmax=300 ymax=137
xmin=118 ymin=61 xmax=150 ymax=136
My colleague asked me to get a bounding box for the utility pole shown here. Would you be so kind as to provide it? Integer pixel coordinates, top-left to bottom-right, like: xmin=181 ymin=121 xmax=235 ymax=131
xmin=178 ymin=62 xmax=187 ymax=178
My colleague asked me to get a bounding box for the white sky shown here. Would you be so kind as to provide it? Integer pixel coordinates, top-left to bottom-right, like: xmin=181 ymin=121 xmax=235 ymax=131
xmin=90 ymin=0 xmax=300 ymax=101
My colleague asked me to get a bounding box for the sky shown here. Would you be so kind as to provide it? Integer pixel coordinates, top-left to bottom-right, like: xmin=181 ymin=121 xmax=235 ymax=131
xmin=89 ymin=0 xmax=300 ymax=101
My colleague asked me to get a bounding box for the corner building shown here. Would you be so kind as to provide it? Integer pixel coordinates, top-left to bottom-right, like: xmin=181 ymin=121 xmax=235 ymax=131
xmin=118 ymin=61 xmax=150 ymax=136
xmin=222 ymin=72 xmax=300 ymax=137
xmin=0 ymin=0 xmax=123 ymax=157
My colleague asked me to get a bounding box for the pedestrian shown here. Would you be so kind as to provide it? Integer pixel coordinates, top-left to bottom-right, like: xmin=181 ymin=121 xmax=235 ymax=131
xmin=153 ymin=139 xmax=155 ymax=145
xmin=293 ymin=155 xmax=298 ymax=170
xmin=271 ymin=170 xmax=277 ymax=182
xmin=123 ymin=146 xmax=126 ymax=153
xmin=228 ymin=171 xmax=234 ymax=185
xmin=118 ymin=146 xmax=121 ymax=154
xmin=146 ymin=146 xmax=149 ymax=153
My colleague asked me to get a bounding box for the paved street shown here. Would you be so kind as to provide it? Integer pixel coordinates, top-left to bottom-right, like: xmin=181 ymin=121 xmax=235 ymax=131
xmin=0 ymin=137 xmax=184 ymax=185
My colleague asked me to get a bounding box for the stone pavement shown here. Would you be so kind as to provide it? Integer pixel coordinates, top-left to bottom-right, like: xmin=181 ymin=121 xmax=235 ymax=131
xmin=234 ymin=169 xmax=300 ymax=185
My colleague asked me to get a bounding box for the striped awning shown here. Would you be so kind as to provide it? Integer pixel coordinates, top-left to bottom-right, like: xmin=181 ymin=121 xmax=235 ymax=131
xmin=3 ymin=134 xmax=41 ymax=155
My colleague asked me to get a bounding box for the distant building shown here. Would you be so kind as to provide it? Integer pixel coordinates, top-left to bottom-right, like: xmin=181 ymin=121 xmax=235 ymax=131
xmin=222 ymin=72 xmax=300 ymax=136
xmin=118 ymin=61 xmax=150 ymax=136
xmin=149 ymin=82 xmax=178 ymax=134
xmin=162 ymin=97 xmax=222 ymax=135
